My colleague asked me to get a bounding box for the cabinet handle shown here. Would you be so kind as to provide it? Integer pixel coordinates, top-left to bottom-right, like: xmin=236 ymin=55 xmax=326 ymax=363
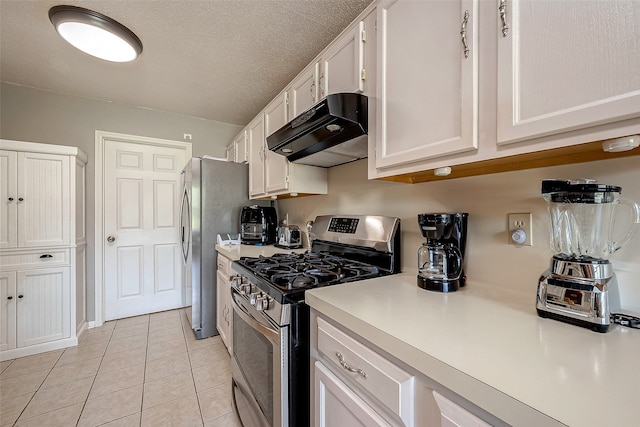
xmin=460 ymin=10 xmax=470 ymax=58
xmin=319 ymin=73 xmax=325 ymax=98
xmin=7 ymin=296 xmax=13 ymax=300
xmin=335 ymin=352 xmax=367 ymax=378
xmin=39 ymin=254 xmax=53 ymax=259
xmin=310 ymin=81 xmax=316 ymax=102
xmin=499 ymin=0 xmax=509 ymax=37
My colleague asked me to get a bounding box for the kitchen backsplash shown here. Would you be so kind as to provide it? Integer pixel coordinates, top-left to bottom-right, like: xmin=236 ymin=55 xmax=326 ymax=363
xmin=278 ymin=156 xmax=640 ymax=314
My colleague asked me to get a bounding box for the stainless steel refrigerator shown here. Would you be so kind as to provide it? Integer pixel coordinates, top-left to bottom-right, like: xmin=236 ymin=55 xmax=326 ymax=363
xmin=180 ymin=157 xmax=249 ymax=339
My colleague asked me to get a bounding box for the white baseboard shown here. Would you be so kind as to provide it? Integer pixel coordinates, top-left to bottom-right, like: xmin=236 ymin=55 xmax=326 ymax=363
xmin=0 ymin=337 xmax=79 ymax=362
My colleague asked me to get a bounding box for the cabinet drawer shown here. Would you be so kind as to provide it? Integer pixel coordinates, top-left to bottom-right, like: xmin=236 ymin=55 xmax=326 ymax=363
xmin=317 ymin=317 xmax=415 ymax=424
xmin=216 ymin=253 xmax=232 ymax=276
xmin=0 ymin=249 xmax=70 ymax=270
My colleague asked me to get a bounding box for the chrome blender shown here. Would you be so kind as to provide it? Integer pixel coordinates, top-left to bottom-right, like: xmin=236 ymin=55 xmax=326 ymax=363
xmin=537 ymin=180 xmax=640 ymax=332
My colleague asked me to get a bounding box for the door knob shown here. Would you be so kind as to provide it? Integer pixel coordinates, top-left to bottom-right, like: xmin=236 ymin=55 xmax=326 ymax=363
xmin=107 ymin=235 xmax=116 ymax=243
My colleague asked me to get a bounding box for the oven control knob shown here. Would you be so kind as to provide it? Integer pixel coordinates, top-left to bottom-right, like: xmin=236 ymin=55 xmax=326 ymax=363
xmin=240 ymin=284 xmax=252 ymax=295
xmin=256 ymin=296 xmax=269 ymax=311
xmin=249 ymin=292 xmax=262 ymax=307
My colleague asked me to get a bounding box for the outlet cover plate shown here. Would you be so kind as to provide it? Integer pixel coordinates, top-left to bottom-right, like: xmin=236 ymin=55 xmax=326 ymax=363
xmin=508 ymin=213 xmax=533 ymax=246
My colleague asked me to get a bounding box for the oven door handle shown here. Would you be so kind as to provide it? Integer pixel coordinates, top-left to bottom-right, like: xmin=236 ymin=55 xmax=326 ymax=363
xmin=231 ymin=293 xmax=280 ymax=344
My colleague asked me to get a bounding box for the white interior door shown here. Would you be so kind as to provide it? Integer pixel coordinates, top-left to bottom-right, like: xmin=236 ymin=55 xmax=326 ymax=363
xmin=103 ymin=139 xmax=186 ymax=320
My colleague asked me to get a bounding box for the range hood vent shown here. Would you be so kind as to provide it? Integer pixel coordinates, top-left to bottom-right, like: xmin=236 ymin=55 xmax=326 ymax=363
xmin=267 ymin=93 xmax=368 ymax=168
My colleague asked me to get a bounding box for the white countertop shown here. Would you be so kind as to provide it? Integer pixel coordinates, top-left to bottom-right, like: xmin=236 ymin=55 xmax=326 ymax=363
xmin=215 ymin=243 xmax=306 ymax=261
xmin=305 ymin=272 xmax=640 ymax=427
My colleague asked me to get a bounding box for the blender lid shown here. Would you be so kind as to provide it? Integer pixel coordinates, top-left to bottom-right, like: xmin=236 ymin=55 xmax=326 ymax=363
xmin=541 ymin=179 xmax=621 ymax=194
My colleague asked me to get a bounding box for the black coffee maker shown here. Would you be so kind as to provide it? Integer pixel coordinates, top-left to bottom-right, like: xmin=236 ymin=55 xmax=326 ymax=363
xmin=417 ymin=213 xmax=468 ymax=292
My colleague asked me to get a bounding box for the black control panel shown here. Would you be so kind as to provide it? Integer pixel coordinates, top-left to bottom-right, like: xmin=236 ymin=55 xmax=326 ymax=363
xmin=328 ymin=217 xmax=359 ymax=234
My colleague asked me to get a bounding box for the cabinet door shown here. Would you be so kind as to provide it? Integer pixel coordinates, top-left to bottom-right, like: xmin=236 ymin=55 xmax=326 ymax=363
xmin=17 ymin=152 xmax=70 ymax=247
xmin=320 ymin=21 xmax=365 ymax=97
xmin=0 ymin=150 xmax=17 ymax=249
xmin=0 ymin=271 xmax=17 ymax=352
xmin=264 ymin=94 xmax=290 ymax=194
xmin=16 ymin=267 xmax=70 ymax=348
xmin=216 ymin=270 xmax=229 ymax=349
xmin=289 ymin=63 xmax=319 ymax=118
xmin=497 ymin=0 xmax=640 ymax=145
xmin=315 ymin=361 xmax=392 ymax=427
xmin=375 ymin=0 xmax=479 ymax=169
xmin=248 ymin=115 xmax=266 ymax=197
xmin=234 ymin=130 xmax=248 ymax=164
xmin=225 ymin=144 xmax=235 ymax=163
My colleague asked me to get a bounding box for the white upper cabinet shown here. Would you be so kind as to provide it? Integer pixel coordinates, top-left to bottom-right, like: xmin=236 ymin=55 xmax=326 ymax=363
xmin=1 ymin=150 xmax=70 ymax=249
xmin=319 ymin=21 xmax=366 ymax=97
xmin=288 ymin=17 xmax=368 ymax=119
xmin=248 ymin=114 xmax=266 ymax=198
xmin=497 ymin=0 xmax=640 ymax=145
xmin=375 ymin=0 xmax=479 ymax=169
xmin=264 ymin=94 xmax=290 ymax=194
xmin=0 ymin=150 xmax=17 ymax=249
xmin=227 ymin=129 xmax=249 ymax=163
xmin=288 ymin=63 xmax=319 ymax=118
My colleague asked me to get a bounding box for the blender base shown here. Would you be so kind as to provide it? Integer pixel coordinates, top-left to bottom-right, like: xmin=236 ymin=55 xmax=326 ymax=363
xmin=536 ymin=308 xmax=611 ymax=333
xmin=536 ymin=263 xmax=620 ymax=333
xmin=417 ymin=276 xmax=462 ymax=292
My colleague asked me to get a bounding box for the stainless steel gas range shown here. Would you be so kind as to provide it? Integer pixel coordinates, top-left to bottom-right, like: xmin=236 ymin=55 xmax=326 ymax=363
xmin=229 ymin=215 xmax=401 ymax=427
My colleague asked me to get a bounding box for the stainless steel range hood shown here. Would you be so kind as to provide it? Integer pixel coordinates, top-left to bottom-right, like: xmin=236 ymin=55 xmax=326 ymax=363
xmin=266 ymin=93 xmax=367 ymax=168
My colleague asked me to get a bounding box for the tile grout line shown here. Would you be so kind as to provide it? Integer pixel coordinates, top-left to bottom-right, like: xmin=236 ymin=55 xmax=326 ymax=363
xmin=75 ymin=322 xmax=115 ymax=427
xmin=11 ymin=346 xmax=66 ymax=426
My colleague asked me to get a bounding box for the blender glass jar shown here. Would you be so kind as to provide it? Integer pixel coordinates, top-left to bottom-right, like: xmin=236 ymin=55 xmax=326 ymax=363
xmin=542 ymin=180 xmax=640 ymax=260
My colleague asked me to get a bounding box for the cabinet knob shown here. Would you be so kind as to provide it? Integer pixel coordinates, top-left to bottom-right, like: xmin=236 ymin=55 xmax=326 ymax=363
xmin=18 ymin=295 xmax=24 ymax=299
xmin=8 ymin=197 xmax=14 ymax=201
xmin=7 ymin=296 xmax=13 ymax=300
xmin=18 ymin=197 xmax=24 ymax=202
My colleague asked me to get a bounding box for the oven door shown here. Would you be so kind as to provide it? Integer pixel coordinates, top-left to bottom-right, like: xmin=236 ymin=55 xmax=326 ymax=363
xmin=230 ymin=287 xmax=287 ymax=427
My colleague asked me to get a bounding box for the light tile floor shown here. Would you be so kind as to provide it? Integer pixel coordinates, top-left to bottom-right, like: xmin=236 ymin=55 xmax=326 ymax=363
xmin=0 ymin=308 xmax=242 ymax=427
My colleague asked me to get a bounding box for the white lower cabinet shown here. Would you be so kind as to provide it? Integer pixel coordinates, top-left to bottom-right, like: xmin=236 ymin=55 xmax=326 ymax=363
xmin=0 ymin=271 xmax=17 ymax=352
xmin=433 ymin=391 xmax=490 ymax=427
xmin=315 ymin=360 xmax=392 ymax=427
xmin=1 ymin=266 xmax=70 ymax=353
xmin=216 ymin=253 xmax=232 ymax=352
xmin=311 ymin=311 xmax=494 ymax=427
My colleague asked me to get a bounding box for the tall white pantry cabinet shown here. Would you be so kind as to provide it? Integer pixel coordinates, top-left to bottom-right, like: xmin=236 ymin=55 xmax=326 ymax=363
xmin=0 ymin=139 xmax=87 ymax=361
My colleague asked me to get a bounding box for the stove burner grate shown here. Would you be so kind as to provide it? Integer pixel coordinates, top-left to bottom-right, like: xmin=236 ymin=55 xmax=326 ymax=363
xmin=241 ymin=252 xmax=383 ymax=291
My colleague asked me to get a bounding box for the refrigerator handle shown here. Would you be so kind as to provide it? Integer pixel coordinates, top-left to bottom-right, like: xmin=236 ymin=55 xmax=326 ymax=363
xmin=180 ymin=188 xmax=190 ymax=264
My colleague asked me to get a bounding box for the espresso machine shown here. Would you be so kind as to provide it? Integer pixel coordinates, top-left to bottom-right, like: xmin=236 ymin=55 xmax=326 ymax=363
xmin=537 ymin=179 xmax=640 ymax=332
xmin=417 ymin=213 xmax=468 ymax=292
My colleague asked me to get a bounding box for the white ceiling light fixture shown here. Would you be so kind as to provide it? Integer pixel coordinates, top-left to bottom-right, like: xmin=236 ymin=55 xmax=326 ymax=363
xmin=49 ymin=5 xmax=143 ymax=62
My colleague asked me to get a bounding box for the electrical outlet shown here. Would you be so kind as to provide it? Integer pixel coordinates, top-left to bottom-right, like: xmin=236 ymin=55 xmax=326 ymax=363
xmin=508 ymin=213 xmax=533 ymax=246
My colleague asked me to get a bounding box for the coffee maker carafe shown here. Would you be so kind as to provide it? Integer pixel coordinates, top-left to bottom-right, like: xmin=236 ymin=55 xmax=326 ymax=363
xmin=417 ymin=213 xmax=468 ymax=292
xmin=537 ymin=179 xmax=640 ymax=332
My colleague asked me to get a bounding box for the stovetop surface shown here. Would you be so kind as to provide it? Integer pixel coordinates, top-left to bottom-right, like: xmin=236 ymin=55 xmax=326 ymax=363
xmin=233 ymin=251 xmax=388 ymax=304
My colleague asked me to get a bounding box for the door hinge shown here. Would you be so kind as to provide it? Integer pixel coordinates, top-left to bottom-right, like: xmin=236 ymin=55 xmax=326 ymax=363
xmin=361 ymin=29 xmax=366 ymax=43
xmin=361 ymin=68 xmax=366 ymax=81
xmin=285 ymin=92 xmax=289 ymax=106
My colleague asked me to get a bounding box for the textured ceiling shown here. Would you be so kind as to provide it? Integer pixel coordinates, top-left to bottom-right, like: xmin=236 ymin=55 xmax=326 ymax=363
xmin=0 ymin=0 xmax=372 ymax=125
